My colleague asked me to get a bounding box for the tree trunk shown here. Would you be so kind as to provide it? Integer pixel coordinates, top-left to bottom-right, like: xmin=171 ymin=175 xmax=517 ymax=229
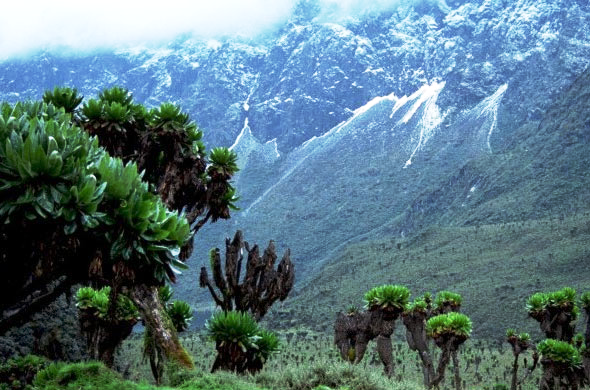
xmin=78 ymin=309 xmax=135 ymax=368
xmin=430 ymin=345 xmax=452 ymax=389
xmin=129 ymin=284 xmax=193 ymax=369
xmin=403 ymin=313 xmax=434 ymax=388
xmin=376 ymin=335 xmax=393 ymax=377
xmin=452 ymin=350 xmax=462 ymax=390
xmin=511 ymin=354 xmax=519 ymax=390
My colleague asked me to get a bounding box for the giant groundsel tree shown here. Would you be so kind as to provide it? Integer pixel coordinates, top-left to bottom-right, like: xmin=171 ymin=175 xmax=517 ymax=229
xmin=0 ymin=87 xmax=239 ymax=368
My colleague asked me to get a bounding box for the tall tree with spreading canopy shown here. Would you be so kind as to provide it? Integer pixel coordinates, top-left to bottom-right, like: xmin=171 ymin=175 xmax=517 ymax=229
xmin=0 ymin=87 xmax=239 ymax=368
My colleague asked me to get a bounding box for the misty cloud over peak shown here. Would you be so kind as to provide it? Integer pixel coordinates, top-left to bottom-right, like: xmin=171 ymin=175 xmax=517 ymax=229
xmin=0 ymin=0 xmax=448 ymax=60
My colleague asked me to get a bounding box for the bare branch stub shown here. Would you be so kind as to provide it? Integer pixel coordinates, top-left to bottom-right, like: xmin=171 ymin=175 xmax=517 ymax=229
xmin=199 ymin=230 xmax=294 ymax=320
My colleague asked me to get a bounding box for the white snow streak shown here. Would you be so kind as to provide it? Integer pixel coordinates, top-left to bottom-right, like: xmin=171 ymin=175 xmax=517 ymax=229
xmin=229 ymin=118 xmax=250 ymax=151
xmin=478 ymin=84 xmax=508 ymax=153
xmin=395 ymin=82 xmax=445 ymax=168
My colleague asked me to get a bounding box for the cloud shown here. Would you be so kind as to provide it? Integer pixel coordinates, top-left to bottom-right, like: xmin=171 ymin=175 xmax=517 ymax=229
xmin=0 ymin=0 xmax=446 ymax=60
xmin=316 ymin=0 xmax=403 ymax=19
xmin=0 ymin=0 xmax=297 ymax=59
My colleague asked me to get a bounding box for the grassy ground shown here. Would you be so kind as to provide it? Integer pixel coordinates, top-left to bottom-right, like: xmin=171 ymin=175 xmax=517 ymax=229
xmin=108 ymin=331 xmax=539 ymax=390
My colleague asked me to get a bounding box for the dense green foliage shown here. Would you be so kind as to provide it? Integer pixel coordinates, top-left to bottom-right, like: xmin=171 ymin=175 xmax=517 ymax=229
xmin=434 ymin=291 xmax=462 ymax=309
xmin=0 ymin=99 xmax=190 ymax=286
xmin=525 ymin=287 xmax=578 ymax=317
xmin=536 ymin=339 xmax=582 ymax=366
xmin=205 ymin=311 xmax=280 ymax=362
xmin=426 ymin=312 xmax=473 ymax=338
xmin=76 ymin=286 xmax=139 ymax=321
xmin=505 ymin=329 xmax=530 ymax=343
xmin=0 ymin=355 xmax=48 ymax=390
xmin=363 ymin=285 xmax=410 ymax=310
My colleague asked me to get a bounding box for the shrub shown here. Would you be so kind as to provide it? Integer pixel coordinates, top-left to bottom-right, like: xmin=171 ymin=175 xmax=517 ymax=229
xmin=206 ymin=310 xmax=280 ymax=373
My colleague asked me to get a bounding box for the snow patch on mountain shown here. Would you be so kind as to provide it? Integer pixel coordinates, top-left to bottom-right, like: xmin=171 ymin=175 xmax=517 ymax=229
xmin=230 ymin=118 xmax=280 ymax=169
xmin=387 ymin=82 xmax=445 ymax=168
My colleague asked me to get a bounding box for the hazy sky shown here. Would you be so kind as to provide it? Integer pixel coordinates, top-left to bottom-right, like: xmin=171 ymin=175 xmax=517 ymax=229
xmin=0 ymin=0 xmax=414 ymax=60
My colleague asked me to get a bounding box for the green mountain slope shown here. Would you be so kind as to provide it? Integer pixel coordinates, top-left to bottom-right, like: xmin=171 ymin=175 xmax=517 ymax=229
xmin=265 ymin=69 xmax=590 ymax=338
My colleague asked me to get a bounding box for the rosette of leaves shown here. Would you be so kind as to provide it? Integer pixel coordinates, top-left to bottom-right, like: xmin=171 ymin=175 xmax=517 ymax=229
xmin=525 ymin=287 xmax=578 ymax=341
xmin=537 ymin=339 xmax=585 ymax=389
xmin=156 ymin=285 xmax=192 ymax=331
xmin=581 ymin=292 xmax=590 ymax=310
xmin=0 ymin=106 xmax=104 ymax=227
xmin=573 ymin=333 xmax=585 ymax=349
xmin=98 ymin=86 xmax=134 ymax=107
xmin=363 ymin=285 xmax=410 ymax=312
xmin=506 ymin=329 xmax=531 ymax=343
xmin=206 ymin=311 xmax=260 ymax=351
xmin=150 ymin=103 xmax=204 ymax=153
xmin=426 ymin=312 xmax=472 ymax=341
xmin=74 ymin=286 xmax=139 ymax=366
xmin=79 ymin=87 xmax=148 ymax=158
xmin=527 ymin=288 xmax=577 ymax=315
xmin=150 ymin=103 xmax=205 ymax=150
xmin=167 ymin=301 xmax=193 ymax=332
xmin=75 ymin=286 xmax=139 ymax=321
xmin=406 ymin=293 xmax=431 ymax=314
xmin=537 ymin=339 xmax=581 ymax=366
xmin=525 ymin=292 xmax=547 ymax=318
xmin=81 ymin=99 xmax=103 ymax=120
xmin=346 ymin=305 xmax=359 ymax=315
xmin=96 ymin=154 xmax=190 ymax=283
xmin=255 ymin=329 xmax=280 ymax=363
xmin=209 ymin=147 xmax=239 ymax=179
xmin=42 ymin=86 xmax=83 ymax=114
xmin=206 ymin=310 xmax=279 ymax=373
xmin=434 ymin=291 xmax=462 ymax=313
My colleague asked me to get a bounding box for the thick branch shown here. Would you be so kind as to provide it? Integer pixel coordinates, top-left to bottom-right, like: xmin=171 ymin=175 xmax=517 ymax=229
xmin=0 ymin=276 xmax=70 ymax=335
xmin=129 ymin=284 xmax=193 ymax=369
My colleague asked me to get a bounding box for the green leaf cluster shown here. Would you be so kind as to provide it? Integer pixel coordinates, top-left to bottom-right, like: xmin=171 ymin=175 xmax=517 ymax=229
xmin=434 ymin=291 xmax=462 ymax=308
xmin=206 ymin=311 xmax=280 ymax=361
xmin=75 ymin=286 xmax=139 ymax=321
xmin=80 ymin=87 xmax=146 ymax=127
xmin=580 ymin=292 xmax=590 ymax=310
xmin=406 ymin=293 xmax=431 ymax=313
xmin=363 ymin=285 xmax=410 ymax=310
xmin=0 ymin=100 xmax=190 ymax=283
xmin=209 ymin=147 xmax=239 ymax=176
xmin=0 ymin=102 xmax=104 ymax=227
xmin=537 ymin=339 xmax=582 ymax=366
xmin=526 ymin=287 xmax=579 ymax=319
xmin=426 ymin=312 xmax=472 ymax=338
xmin=167 ymin=300 xmax=193 ymax=332
xmin=346 ymin=305 xmax=359 ymax=315
xmin=506 ymin=329 xmax=531 ymax=343
xmin=0 ymin=354 xmax=48 ymax=390
xmin=42 ymin=87 xmax=83 ymax=114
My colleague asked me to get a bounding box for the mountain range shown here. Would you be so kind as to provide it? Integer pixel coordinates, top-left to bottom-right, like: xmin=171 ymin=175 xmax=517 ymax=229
xmin=1 ymin=0 xmax=589 ymax=338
